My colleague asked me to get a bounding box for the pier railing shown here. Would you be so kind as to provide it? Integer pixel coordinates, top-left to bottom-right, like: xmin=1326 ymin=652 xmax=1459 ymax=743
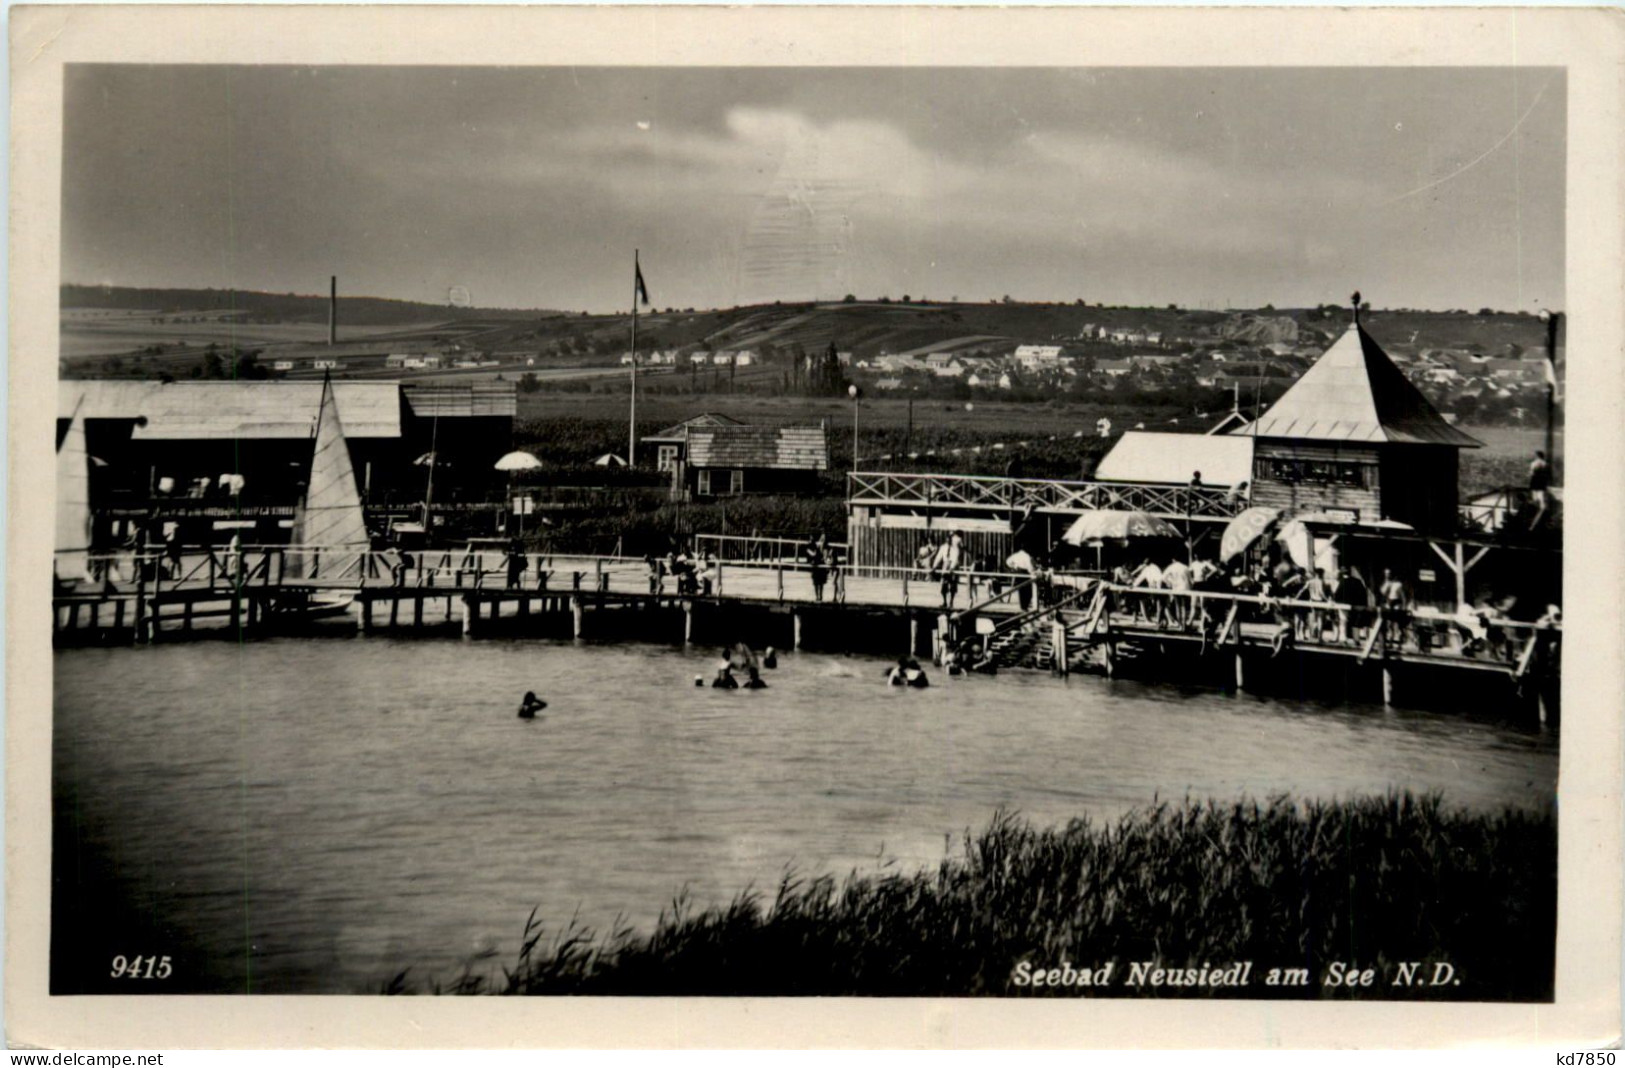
xmin=847 ymin=471 xmax=1244 ymax=521
xmin=693 ymin=533 xmax=850 ymax=563
xmin=54 ymin=547 xmax=1560 ymax=678
xmin=1069 ymin=583 xmax=1559 ymax=676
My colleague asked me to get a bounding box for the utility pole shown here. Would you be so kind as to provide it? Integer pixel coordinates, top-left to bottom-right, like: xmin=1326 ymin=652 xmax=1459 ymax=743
xmin=848 ymin=384 xmax=860 ymax=470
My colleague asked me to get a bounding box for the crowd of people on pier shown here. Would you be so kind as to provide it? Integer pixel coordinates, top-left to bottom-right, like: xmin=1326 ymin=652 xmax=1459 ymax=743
xmin=1101 ymin=551 xmax=1557 ymax=662
xmin=643 ymin=544 xmax=722 ymax=598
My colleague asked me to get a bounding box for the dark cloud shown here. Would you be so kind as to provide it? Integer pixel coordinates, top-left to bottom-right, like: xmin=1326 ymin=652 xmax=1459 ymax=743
xmin=63 ymin=65 xmax=1564 ymax=312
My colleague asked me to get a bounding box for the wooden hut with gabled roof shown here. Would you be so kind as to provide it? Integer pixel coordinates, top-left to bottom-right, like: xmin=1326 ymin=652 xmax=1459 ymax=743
xmin=641 ymin=413 xmax=829 ymax=498
xmin=1233 ymin=322 xmax=1481 ymax=533
xmin=640 ymin=412 xmax=746 ymax=475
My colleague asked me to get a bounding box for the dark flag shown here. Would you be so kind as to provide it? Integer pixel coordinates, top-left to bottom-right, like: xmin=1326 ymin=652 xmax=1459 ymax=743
xmin=635 ymin=259 xmax=650 ymax=307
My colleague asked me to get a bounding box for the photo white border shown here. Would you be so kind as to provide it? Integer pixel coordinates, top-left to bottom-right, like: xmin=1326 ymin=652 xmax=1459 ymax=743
xmin=8 ymin=5 xmax=1622 ymax=1049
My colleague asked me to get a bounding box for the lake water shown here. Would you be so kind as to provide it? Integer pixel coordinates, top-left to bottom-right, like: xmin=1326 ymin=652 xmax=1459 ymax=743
xmin=53 ymin=637 xmax=1556 ymax=994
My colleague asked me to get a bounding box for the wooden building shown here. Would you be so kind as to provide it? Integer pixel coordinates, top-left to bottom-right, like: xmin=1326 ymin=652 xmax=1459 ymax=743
xmin=57 ymin=379 xmax=516 ymax=544
xmin=1232 ymin=324 xmax=1480 ymax=533
xmin=641 ymin=413 xmax=743 ymax=476
xmin=642 ymin=414 xmax=828 ymax=497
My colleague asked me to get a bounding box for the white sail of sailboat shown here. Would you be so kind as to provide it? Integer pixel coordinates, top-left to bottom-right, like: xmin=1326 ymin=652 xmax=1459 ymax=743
xmin=55 ymin=395 xmax=92 ymax=584
xmin=287 ymin=376 xmax=370 ymax=582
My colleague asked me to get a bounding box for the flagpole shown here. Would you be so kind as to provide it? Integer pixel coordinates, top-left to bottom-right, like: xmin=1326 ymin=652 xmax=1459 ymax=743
xmin=629 ymin=250 xmax=639 ymax=468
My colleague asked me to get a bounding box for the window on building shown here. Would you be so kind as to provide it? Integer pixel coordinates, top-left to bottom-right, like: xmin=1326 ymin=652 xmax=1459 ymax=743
xmin=729 ymin=469 xmax=745 ymax=495
xmin=656 ymin=445 xmax=679 ymax=473
xmin=1259 ymin=457 xmax=1367 ymax=487
xmin=696 ymin=469 xmax=712 ymax=496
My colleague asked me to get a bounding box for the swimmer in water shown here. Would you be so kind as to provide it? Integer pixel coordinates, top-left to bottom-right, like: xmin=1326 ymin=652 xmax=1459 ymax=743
xmin=693 ymin=674 xmax=705 ymax=687
xmin=902 ymin=656 xmax=929 ymax=688
xmin=712 ymin=665 xmax=739 ymax=689
xmin=517 ymin=691 xmax=547 ymax=719
xmin=886 ymin=656 xmax=910 ymax=686
xmin=762 ymin=646 xmax=778 ymax=669
xmin=743 ymin=666 xmax=768 ymax=690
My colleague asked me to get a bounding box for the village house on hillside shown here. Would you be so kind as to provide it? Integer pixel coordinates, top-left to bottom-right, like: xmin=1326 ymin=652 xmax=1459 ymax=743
xmin=1012 ymin=344 xmax=1063 ymax=371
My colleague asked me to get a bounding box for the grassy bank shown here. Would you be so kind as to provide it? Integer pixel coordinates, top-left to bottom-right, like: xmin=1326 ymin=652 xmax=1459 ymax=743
xmin=394 ymin=793 xmax=1555 ymax=999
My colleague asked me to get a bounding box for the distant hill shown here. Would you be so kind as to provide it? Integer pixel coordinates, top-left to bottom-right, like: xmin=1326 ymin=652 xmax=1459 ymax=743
xmin=60 ymin=284 xmax=554 ymax=327
xmin=60 ymin=286 xmax=1550 ymax=371
xmin=509 ymin=300 xmax=1546 ymax=363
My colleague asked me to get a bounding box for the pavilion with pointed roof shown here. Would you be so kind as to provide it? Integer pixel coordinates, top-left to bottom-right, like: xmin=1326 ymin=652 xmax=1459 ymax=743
xmin=1233 ymin=322 xmax=1481 ymax=533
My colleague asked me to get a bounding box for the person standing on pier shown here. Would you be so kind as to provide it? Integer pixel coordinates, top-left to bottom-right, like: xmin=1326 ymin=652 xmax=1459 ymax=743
xmin=505 ymin=536 xmax=527 ymax=590
xmin=1527 ymin=450 xmax=1552 ymax=528
xmin=803 ymin=535 xmax=829 ymax=602
xmin=163 ymin=526 xmax=183 ymax=581
xmin=1332 ymin=565 xmax=1370 ymax=644
xmin=1303 ymin=567 xmax=1330 ymax=642
xmin=1378 ymin=568 xmax=1410 ymax=648
xmin=916 ymin=538 xmax=938 ymax=580
xmin=1132 ymin=558 xmax=1164 ymax=625
xmin=933 ymin=532 xmax=964 ymax=610
xmin=1162 ymin=555 xmax=1193 ymax=630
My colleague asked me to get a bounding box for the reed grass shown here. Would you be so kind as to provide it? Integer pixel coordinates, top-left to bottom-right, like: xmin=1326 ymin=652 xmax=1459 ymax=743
xmin=388 ymin=792 xmax=1554 ymax=999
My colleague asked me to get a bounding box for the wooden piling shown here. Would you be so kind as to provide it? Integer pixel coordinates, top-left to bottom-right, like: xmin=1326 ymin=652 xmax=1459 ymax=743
xmin=683 ymin=600 xmax=693 ymax=644
xmin=571 ymin=596 xmax=584 ymax=639
xmin=1381 ymin=666 xmax=1394 ymax=706
xmin=1051 ymin=619 xmax=1068 ymax=677
xmin=1234 ymin=650 xmax=1245 ymax=691
xmin=461 ymin=594 xmax=475 ymax=638
xmin=134 ymin=570 xmax=149 ymax=644
xmin=792 ymin=610 xmax=802 ymax=650
xmin=414 ymin=594 xmax=423 ymax=629
xmin=389 ymin=596 xmax=400 ymax=629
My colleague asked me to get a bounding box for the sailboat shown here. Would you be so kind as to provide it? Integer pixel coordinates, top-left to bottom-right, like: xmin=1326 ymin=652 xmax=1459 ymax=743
xmin=285 ymin=375 xmax=371 ymax=612
xmin=54 ymin=395 xmax=92 ymax=587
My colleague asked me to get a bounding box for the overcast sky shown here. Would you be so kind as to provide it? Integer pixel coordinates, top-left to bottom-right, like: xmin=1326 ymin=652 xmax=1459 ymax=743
xmin=63 ymin=66 xmax=1564 ymax=314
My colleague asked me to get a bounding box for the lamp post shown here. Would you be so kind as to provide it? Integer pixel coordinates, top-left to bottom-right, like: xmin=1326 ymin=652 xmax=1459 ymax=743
xmin=1187 ymin=470 xmax=1202 ymax=565
xmin=848 ymin=383 xmax=860 ymax=471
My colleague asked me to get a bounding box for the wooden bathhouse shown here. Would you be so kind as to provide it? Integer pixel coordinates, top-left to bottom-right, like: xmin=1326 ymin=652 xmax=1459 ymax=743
xmin=644 ymin=413 xmax=829 ymax=498
xmin=1233 ymin=323 xmax=1481 ymax=533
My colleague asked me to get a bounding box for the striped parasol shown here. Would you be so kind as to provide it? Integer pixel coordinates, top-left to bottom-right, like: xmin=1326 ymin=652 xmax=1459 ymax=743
xmin=1219 ymin=506 xmax=1284 ymax=563
xmin=1061 ymin=509 xmax=1181 ymax=545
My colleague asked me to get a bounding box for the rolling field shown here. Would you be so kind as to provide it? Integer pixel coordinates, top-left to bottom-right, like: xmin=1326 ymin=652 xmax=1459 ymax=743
xmin=60 ymin=308 xmax=458 ymax=359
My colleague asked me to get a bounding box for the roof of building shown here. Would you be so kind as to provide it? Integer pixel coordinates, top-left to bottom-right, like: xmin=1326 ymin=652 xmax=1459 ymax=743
xmin=1234 ymin=325 xmax=1481 ymax=447
xmin=402 ymin=382 xmax=517 ymax=418
xmin=1095 ymin=431 xmax=1255 ymax=488
xmin=58 ymin=380 xmax=404 ymax=439
xmin=685 ymin=424 xmax=828 ymax=471
xmin=643 ymin=412 xmax=745 ymax=442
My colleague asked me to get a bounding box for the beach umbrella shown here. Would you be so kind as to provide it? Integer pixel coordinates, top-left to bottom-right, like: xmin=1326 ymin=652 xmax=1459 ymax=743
xmin=1061 ymin=509 xmax=1179 ymax=546
xmin=494 ymin=450 xmax=543 ymax=472
xmin=1218 ymin=506 xmax=1283 ymax=563
xmin=1275 ymin=512 xmax=1411 ymax=570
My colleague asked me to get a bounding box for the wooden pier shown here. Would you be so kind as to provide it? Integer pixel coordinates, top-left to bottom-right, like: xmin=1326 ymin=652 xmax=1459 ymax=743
xmin=53 ymin=545 xmax=1559 ymax=719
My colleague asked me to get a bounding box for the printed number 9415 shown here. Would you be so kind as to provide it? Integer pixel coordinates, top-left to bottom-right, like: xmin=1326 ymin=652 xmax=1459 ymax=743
xmin=110 ymin=955 xmax=172 ymax=979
